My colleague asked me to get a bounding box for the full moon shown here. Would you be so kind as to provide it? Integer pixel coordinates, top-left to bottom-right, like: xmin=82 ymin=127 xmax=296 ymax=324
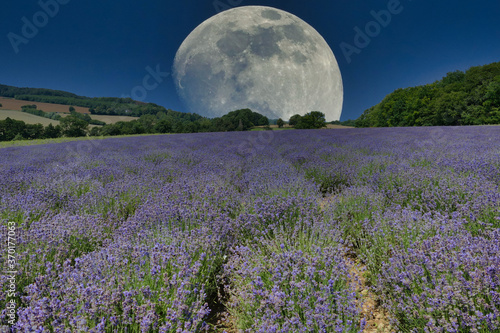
xmin=173 ymin=6 xmax=343 ymax=121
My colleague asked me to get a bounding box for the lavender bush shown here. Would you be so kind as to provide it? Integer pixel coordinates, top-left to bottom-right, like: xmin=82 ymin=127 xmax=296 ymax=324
xmin=377 ymin=231 xmax=500 ymax=332
xmin=224 ymin=243 xmax=362 ymax=333
xmin=0 ymin=126 xmax=499 ymax=332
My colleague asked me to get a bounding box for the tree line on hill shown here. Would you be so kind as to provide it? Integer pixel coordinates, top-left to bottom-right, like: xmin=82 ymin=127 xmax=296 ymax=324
xmin=20 ymin=105 xmax=106 ymax=126
xmin=90 ymin=108 xmax=270 ymax=136
xmin=355 ymin=61 xmax=500 ymax=127
xmin=0 ymin=109 xmax=271 ymax=141
xmin=0 ymin=108 xmax=331 ymax=142
xmin=0 ymin=118 xmax=68 ymax=141
xmin=0 ymin=105 xmax=108 ymax=140
xmin=3 ymin=60 xmax=499 ymax=131
xmin=0 ymin=84 xmax=172 ymax=117
xmin=0 ymin=83 xmax=333 ymax=142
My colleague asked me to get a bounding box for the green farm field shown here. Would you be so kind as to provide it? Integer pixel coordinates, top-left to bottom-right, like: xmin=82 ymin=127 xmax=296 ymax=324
xmin=86 ymin=114 xmax=139 ymax=124
xmin=0 ymin=109 xmax=139 ymax=127
xmin=0 ymin=109 xmax=60 ymax=126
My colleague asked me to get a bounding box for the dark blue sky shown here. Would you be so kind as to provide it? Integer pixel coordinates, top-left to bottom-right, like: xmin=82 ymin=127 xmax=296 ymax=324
xmin=1 ymin=0 xmax=499 ymax=120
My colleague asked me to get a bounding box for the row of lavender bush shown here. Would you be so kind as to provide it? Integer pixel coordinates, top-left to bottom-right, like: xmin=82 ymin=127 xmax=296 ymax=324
xmin=1 ymin=126 xmax=499 ymax=332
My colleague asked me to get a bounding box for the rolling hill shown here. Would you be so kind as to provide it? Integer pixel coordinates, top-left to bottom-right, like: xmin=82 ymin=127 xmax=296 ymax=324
xmin=0 ymin=109 xmax=60 ymax=126
xmin=0 ymin=84 xmax=176 ymax=117
xmin=0 ymin=97 xmax=90 ymax=114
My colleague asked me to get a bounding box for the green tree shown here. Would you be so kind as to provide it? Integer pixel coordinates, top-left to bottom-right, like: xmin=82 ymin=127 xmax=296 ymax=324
xmin=89 ymin=127 xmax=101 ymax=137
xmin=100 ymin=124 xmax=122 ymax=136
xmin=211 ymin=108 xmax=268 ymax=132
xmin=441 ymin=70 xmax=465 ymax=89
xmin=196 ymin=118 xmax=213 ymax=132
xmin=60 ymin=115 xmax=88 ymax=137
xmin=0 ymin=118 xmax=27 ymax=141
xmin=295 ymin=111 xmax=327 ymax=129
xmin=172 ymin=121 xmax=185 ymax=133
xmin=355 ymin=61 xmax=500 ymax=127
xmin=485 ymin=76 xmax=500 ymax=107
xmin=154 ymin=119 xmax=172 ymax=133
xmin=43 ymin=123 xmax=62 ymax=138
xmin=24 ymin=124 xmax=44 ymax=140
xmin=184 ymin=122 xmax=198 ymax=133
xmin=289 ymin=114 xmax=302 ymax=127
xmin=277 ymin=118 xmax=284 ymax=128
xmin=139 ymin=114 xmax=157 ymax=133
xmin=69 ymin=106 xmax=75 ymax=112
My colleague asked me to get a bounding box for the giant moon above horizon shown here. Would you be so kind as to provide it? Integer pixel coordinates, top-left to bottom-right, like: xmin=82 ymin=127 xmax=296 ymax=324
xmin=173 ymin=6 xmax=343 ymax=121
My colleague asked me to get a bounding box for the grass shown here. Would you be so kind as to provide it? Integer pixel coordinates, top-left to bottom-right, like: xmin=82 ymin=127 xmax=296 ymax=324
xmin=0 ymin=109 xmax=60 ymax=126
xmin=89 ymin=114 xmax=140 ymax=124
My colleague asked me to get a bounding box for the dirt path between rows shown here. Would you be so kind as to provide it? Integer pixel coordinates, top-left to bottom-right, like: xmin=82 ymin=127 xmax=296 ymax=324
xmin=208 ymin=311 xmax=236 ymax=332
xmin=345 ymin=253 xmax=393 ymax=332
xmin=210 ymin=257 xmax=393 ymax=333
xmin=209 ymin=199 xmax=394 ymax=332
xmin=321 ymin=197 xmax=392 ymax=332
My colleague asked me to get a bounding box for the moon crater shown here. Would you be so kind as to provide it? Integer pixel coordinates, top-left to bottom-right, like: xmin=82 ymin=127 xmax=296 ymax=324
xmin=173 ymin=6 xmax=343 ymax=121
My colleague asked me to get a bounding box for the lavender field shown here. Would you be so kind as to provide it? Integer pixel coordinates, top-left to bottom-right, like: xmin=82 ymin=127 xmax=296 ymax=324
xmin=1 ymin=127 xmax=499 ymax=332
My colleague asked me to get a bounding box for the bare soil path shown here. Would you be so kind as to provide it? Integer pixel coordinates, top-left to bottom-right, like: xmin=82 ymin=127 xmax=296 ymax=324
xmin=345 ymin=254 xmax=393 ymax=332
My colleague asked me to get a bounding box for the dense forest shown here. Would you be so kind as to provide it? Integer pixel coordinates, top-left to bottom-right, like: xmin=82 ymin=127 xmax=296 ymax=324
xmin=356 ymin=61 xmax=500 ymax=127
